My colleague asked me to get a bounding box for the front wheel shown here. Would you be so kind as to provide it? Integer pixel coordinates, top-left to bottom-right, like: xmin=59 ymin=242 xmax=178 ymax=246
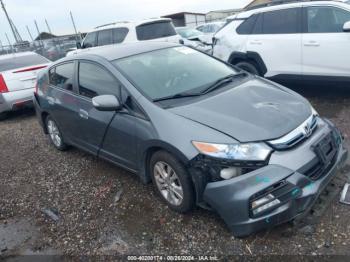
xmin=150 ymin=151 xmax=195 ymax=213
xmin=45 ymin=116 xmax=68 ymax=151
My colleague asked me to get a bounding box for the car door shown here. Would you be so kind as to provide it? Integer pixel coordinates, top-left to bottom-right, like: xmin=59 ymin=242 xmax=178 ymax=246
xmin=302 ymin=5 xmax=350 ymax=78
xmin=75 ymin=61 xmax=138 ymax=170
xmin=246 ymin=7 xmax=302 ymax=78
xmin=73 ymin=61 xmax=119 ymax=155
xmin=47 ymin=61 xmax=80 ymax=144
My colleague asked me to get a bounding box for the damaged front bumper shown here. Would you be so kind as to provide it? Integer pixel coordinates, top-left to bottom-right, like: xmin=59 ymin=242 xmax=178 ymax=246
xmin=194 ymin=119 xmax=348 ymax=237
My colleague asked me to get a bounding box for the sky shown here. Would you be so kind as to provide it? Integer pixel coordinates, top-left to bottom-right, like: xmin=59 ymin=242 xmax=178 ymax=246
xmin=0 ymin=0 xmax=252 ymax=45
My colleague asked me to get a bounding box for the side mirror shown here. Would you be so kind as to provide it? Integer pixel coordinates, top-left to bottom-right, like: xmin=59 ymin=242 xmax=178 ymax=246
xmin=179 ymin=39 xmax=185 ymax=45
xmin=343 ymin=21 xmax=350 ymax=32
xmin=76 ymin=42 xmax=82 ymax=49
xmin=92 ymin=95 xmax=121 ymax=111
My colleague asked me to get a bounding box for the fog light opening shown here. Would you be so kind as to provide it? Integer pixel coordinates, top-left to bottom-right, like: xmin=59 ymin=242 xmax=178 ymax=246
xmin=220 ymin=167 xmax=242 ymax=180
xmin=251 ymin=194 xmax=281 ymax=216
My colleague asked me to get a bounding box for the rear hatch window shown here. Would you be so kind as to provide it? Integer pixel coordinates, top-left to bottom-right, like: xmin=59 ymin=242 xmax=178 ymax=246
xmin=0 ymin=54 xmax=48 ymax=72
xmin=136 ymin=21 xmax=177 ymax=40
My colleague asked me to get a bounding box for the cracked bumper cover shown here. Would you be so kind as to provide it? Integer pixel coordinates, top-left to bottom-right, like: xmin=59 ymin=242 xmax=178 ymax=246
xmin=202 ymin=124 xmax=348 ymax=237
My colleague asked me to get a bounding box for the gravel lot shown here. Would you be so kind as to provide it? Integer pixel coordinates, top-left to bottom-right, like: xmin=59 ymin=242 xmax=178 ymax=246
xmin=0 ymin=85 xmax=350 ymax=257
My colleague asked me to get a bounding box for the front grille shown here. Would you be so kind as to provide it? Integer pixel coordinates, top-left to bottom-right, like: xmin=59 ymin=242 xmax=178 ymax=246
xmin=268 ymin=114 xmax=318 ymax=150
xmin=301 ymin=130 xmax=339 ymax=180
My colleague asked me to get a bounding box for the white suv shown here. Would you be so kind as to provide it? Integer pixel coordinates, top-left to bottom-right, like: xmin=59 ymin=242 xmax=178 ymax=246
xmin=213 ymin=0 xmax=350 ymax=85
xmin=67 ymin=18 xmax=181 ymax=56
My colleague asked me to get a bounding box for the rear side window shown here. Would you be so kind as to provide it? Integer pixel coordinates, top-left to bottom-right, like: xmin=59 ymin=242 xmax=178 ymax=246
xmin=307 ymin=6 xmax=350 ymax=33
xmin=97 ymin=29 xmax=113 ymax=46
xmin=49 ymin=62 xmax=75 ymax=91
xmin=0 ymin=54 xmax=48 ymax=72
xmin=82 ymin=32 xmax=97 ymax=48
xmin=237 ymin=15 xmax=258 ymax=34
xmin=251 ymin=8 xmax=301 ymax=34
xmin=78 ymin=62 xmax=120 ymax=99
xmin=136 ymin=21 xmax=176 ymax=40
xmin=112 ymin=28 xmax=129 ymax=43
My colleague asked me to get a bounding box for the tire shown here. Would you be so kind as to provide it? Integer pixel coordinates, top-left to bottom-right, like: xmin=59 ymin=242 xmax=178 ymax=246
xmin=150 ymin=150 xmax=195 ymax=213
xmin=235 ymin=61 xmax=260 ymax=75
xmin=0 ymin=112 xmax=7 ymax=121
xmin=45 ymin=116 xmax=68 ymax=151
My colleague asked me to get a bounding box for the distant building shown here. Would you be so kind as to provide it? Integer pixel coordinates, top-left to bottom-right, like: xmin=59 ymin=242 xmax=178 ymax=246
xmin=162 ymin=12 xmax=206 ymax=27
xmin=205 ymin=9 xmax=242 ymax=22
xmin=244 ymin=0 xmax=274 ymax=10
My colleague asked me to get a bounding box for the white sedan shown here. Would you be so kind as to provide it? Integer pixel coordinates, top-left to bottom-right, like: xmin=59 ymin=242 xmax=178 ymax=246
xmin=0 ymin=52 xmax=50 ymax=120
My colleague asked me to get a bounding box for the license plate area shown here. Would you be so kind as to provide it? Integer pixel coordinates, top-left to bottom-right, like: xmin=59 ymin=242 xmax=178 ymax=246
xmin=313 ymin=132 xmax=337 ymax=168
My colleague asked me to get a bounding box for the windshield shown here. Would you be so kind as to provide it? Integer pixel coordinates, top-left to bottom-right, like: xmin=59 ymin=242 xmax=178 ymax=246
xmin=176 ymin=28 xmax=202 ymax=39
xmin=136 ymin=21 xmax=177 ymax=40
xmin=113 ymin=46 xmax=237 ymax=101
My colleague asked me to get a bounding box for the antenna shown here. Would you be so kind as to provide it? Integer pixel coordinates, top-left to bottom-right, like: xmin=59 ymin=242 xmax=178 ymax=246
xmin=70 ymin=11 xmax=82 ymax=44
xmin=0 ymin=0 xmax=23 ymax=43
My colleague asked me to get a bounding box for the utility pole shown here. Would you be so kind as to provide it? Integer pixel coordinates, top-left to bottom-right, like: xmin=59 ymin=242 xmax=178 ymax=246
xmin=70 ymin=11 xmax=81 ymax=44
xmin=45 ymin=18 xmax=61 ymax=48
xmin=0 ymin=0 xmax=22 ymax=43
xmin=5 ymin=33 xmax=13 ymax=53
xmin=34 ymin=20 xmax=44 ymax=48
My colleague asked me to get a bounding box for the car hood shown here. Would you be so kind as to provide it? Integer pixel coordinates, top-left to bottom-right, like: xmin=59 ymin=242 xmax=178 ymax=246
xmin=169 ymin=78 xmax=312 ymax=142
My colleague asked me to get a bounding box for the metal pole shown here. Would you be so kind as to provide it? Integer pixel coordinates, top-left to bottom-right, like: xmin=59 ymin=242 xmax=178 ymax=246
xmin=70 ymin=11 xmax=81 ymax=43
xmin=0 ymin=0 xmax=19 ymax=43
xmin=34 ymin=20 xmax=44 ymax=48
xmin=26 ymin=26 xmax=34 ymax=42
xmin=5 ymin=33 xmax=13 ymax=53
xmin=45 ymin=18 xmax=61 ymax=48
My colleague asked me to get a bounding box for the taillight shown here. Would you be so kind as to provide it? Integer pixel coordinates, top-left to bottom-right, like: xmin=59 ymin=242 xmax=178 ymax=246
xmin=0 ymin=74 xmax=9 ymax=93
xmin=13 ymin=65 xmax=47 ymax=74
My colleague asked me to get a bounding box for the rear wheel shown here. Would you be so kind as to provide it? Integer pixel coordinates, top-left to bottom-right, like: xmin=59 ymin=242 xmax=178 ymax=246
xmin=150 ymin=151 xmax=195 ymax=213
xmin=235 ymin=61 xmax=260 ymax=75
xmin=45 ymin=116 xmax=68 ymax=151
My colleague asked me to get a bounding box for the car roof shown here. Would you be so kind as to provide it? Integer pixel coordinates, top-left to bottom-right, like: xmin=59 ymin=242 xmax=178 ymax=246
xmin=229 ymin=0 xmax=347 ymax=19
xmin=0 ymin=51 xmax=41 ymax=61
xmin=64 ymin=41 xmax=181 ymax=62
xmin=91 ymin=18 xmax=172 ymax=32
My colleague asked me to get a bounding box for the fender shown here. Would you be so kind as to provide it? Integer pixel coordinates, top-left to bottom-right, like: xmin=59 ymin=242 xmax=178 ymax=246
xmin=228 ymin=51 xmax=267 ymax=76
xmin=138 ymin=140 xmax=191 ymax=184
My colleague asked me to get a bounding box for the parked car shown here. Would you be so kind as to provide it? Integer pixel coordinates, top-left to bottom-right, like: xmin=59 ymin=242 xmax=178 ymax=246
xmin=0 ymin=52 xmax=50 ymax=120
xmin=212 ymin=0 xmax=350 ymax=86
xmin=66 ymin=18 xmax=181 ymax=56
xmin=45 ymin=42 xmax=78 ymax=61
xmin=34 ymin=42 xmax=348 ymax=237
xmin=196 ymin=22 xmax=225 ymax=34
xmin=195 ymin=22 xmax=225 ymax=44
xmin=176 ymin=27 xmax=212 ymax=53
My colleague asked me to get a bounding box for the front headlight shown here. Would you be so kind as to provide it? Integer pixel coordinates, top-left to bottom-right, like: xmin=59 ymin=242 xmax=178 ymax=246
xmin=192 ymin=141 xmax=272 ymax=161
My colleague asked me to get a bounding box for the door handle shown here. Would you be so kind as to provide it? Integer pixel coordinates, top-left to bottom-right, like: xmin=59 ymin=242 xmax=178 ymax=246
xmin=79 ymin=109 xmax=89 ymax=119
xmin=250 ymin=40 xmax=262 ymax=45
xmin=304 ymin=41 xmax=320 ymax=47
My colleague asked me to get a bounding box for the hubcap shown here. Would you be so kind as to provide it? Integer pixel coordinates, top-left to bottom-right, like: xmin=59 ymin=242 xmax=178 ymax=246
xmin=47 ymin=120 xmax=62 ymax=147
xmin=153 ymin=161 xmax=184 ymax=206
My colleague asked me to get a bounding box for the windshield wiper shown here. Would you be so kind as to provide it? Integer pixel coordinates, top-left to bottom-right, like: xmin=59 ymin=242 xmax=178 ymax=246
xmin=153 ymin=92 xmax=201 ymax=102
xmin=200 ymin=72 xmax=247 ymax=95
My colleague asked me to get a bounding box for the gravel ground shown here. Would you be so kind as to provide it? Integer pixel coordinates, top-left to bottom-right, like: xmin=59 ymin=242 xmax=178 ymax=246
xmin=0 ymin=85 xmax=350 ymax=257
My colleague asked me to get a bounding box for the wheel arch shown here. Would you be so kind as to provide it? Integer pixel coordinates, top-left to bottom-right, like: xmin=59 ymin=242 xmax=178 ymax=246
xmin=228 ymin=51 xmax=267 ymax=76
xmin=139 ymin=140 xmax=191 ymax=185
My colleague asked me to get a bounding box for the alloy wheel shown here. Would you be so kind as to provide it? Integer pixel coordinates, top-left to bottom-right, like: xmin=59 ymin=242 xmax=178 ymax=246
xmin=47 ymin=120 xmax=62 ymax=147
xmin=153 ymin=161 xmax=184 ymax=206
